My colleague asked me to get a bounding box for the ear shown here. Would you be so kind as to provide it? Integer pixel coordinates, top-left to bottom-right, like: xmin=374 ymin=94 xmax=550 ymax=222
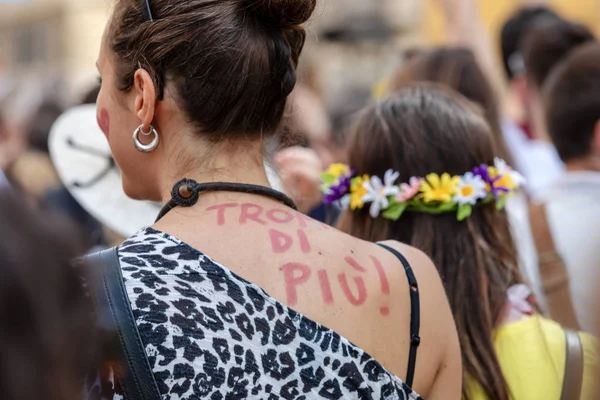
xmin=133 ymin=68 xmax=157 ymax=130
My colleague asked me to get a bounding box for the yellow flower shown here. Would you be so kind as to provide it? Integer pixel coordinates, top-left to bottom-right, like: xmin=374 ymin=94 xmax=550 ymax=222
xmin=420 ymin=173 xmax=460 ymax=203
xmin=326 ymin=163 xmax=349 ymax=178
xmin=489 ymin=166 xmax=517 ymax=191
xmin=350 ymin=175 xmax=369 ymax=210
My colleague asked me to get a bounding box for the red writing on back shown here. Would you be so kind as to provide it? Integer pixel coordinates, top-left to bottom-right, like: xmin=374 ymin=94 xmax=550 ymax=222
xmin=282 ymin=262 xmax=311 ymax=305
xmin=240 ymin=203 xmax=267 ymax=225
xmin=338 ymin=273 xmax=367 ymax=306
xmin=268 ymin=229 xmax=312 ymax=254
xmin=317 ymin=269 xmax=334 ymax=304
xmin=266 ymin=209 xmax=294 ymax=224
xmin=206 ymin=203 xmax=239 ymax=225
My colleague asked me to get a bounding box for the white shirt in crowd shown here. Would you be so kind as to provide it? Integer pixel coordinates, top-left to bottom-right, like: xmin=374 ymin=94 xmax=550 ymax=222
xmin=502 ymin=119 xmax=564 ymax=199
xmin=515 ymin=171 xmax=600 ymax=333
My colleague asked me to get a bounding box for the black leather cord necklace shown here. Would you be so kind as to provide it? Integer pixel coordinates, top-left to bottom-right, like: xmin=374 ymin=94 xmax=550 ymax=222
xmin=155 ymin=179 xmax=298 ymax=222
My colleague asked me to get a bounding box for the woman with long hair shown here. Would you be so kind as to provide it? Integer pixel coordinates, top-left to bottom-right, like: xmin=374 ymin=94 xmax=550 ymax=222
xmin=92 ymin=0 xmax=461 ymax=398
xmin=330 ymin=86 xmax=597 ymax=400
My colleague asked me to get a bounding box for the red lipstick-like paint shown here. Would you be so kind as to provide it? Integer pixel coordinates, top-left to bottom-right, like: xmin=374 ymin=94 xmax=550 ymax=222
xmin=97 ymin=108 xmax=110 ymax=140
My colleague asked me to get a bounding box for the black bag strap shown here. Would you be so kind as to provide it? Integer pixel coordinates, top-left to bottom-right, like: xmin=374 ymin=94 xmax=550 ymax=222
xmin=84 ymin=248 xmax=162 ymax=400
xmin=377 ymin=243 xmax=421 ymax=389
xmin=561 ymin=329 xmax=584 ymax=400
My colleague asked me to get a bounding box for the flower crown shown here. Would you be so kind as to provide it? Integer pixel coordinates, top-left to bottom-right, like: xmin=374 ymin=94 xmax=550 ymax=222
xmin=320 ymin=158 xmax=525 ymax=221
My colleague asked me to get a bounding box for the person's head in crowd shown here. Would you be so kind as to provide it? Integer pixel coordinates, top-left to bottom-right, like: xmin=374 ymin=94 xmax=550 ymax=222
xmin=96 ymin=0 xmax=317 ymax=201
xmin=0 ymin=192 xmax=97 ymax=400
xmin=392 ymin=46 xmax=513 ymax=166
xmin=338 ymin=85 xmax=521 ymax=399
xmin=500 ymin=6 xmax=561 ymax=131
xmin=500 ymin=6 xmax=561 ymax=82
xmin=521 ymin=18 xmax=595 ymax=141
xmin=544 ymin=43 xmax=600 ymax=171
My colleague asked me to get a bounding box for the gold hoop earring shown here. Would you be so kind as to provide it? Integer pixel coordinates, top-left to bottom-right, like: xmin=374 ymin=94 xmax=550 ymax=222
xmin=133 ymin=124 xmax=159 ymax=153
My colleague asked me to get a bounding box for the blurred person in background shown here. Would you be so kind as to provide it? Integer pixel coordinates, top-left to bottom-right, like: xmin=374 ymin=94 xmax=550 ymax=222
xmin=390 ymin=48 xmax=543 ymax=300
xmin=521 ymin=17 xmax=595 ymax=146
xmin=522 ymin=43 xmax=600 ymax=334
xmin=512 ymin=16 xmax=594 ymax=198
xmin=500 ymin=5 xmax=561 ymax=138
xmin=391 ymin=47 xmax=513 ymax=167
xmin=391 ymin=47 xmax=542 ymax=296
xmin=330 ymin=85 xmax=598 ymax=400
xmin=0 ymin=191 xmax=98 ymax=400
xmin=92 ymin=0 xmax=461 ymax=398
xmin=500 ymin=7 xmax=568 ymax=197
xmin=390 ymin=0 xmax=566 ymax=198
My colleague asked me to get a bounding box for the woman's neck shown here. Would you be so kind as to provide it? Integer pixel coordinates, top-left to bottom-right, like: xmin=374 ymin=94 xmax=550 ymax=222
xmin=565 ymin=154 xmax=600 ymax=173
xmin=158 ymin=141 xmax=271 ymax=204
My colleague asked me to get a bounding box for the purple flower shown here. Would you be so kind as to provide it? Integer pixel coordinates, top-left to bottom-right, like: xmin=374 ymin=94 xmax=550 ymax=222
xmin=323 ymin=175 xmax=352 ymax=204
xmin=472 ymin=164 xmax=510 ymax=197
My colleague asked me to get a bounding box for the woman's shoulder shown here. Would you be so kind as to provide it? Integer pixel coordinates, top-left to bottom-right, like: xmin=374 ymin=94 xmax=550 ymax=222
xmin=375 ymin=240 xmax=452 ymax=312
xmin=374 ymin=240 xmax=462 ymax=398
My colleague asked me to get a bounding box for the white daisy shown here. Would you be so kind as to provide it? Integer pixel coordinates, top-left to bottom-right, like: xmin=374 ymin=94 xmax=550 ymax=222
xmin=453 ymin=172 xmax=487 ymax=206
xmin=361 ymin=169 xmax=401 ymax=218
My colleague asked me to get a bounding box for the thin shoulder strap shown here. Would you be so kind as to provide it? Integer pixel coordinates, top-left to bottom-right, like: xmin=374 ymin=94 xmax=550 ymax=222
xmin=377 ymin=243 xmax=421 ymax=389
xmin=528 ymin=204 xmax=580 ymax=330
xmin=561 ymin=329 xmax=584 ymax=400
xmin=84 ymin=248 xmax=162 ymax=400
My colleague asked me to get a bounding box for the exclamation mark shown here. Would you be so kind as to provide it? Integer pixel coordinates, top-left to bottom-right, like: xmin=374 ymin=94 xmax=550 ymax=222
xmin=370 ymin=256 xmax=390 ymax=316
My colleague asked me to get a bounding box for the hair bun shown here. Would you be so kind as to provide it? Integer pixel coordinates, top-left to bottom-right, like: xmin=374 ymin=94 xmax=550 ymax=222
xmin=252 ymin=0 xmax=317 ymax=28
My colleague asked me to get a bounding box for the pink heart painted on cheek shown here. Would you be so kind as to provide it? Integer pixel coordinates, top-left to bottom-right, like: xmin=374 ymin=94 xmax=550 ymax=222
xmin=97 ymin=108 xmax=110 ymax=140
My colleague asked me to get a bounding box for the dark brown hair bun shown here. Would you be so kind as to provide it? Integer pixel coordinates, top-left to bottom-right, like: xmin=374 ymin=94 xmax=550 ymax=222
xmin=252 ymin=0 xmax=317 ymax=28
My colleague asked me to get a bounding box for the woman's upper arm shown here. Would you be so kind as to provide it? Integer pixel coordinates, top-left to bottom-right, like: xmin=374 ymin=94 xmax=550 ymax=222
xmin=427 ymin=328 xmax=462 ymax=400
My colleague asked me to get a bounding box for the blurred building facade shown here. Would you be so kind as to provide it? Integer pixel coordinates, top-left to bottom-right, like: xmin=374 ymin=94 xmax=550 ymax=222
xmin=0 ymin=0 xmax=107 ymax=107
xmin=0 ymin=0 xmax=599 ymax=112
xmin=424 ymin=0 xmax=600 ymax=46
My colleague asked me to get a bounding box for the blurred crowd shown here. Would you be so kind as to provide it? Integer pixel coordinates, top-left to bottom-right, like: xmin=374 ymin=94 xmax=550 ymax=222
xmin=0 ymin=0 xmax=599 ymax=399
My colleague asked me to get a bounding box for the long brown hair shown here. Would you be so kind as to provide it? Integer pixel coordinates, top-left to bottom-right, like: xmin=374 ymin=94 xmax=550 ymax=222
xmin=391 ymin=47 xmax=514 ymax=166
xmin=339 ymin=86 xmax=521 ymax=400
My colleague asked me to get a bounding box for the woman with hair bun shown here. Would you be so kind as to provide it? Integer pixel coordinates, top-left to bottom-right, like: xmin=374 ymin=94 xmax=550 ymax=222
xmin=94 ymin=0 xmax=461 ymax=398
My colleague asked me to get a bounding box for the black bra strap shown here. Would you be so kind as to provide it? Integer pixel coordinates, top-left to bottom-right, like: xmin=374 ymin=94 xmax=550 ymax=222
xmin=377 ymin=243 xmax=421 ymax=389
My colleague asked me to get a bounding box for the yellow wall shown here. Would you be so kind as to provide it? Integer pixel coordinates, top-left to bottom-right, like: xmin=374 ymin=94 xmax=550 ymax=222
xmin=422 ymin=0 xmax=600 ymax=45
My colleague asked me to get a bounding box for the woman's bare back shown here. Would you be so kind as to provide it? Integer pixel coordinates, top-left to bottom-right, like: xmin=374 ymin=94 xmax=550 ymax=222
xmin=154 ymin=195 xmax=461 ymax=399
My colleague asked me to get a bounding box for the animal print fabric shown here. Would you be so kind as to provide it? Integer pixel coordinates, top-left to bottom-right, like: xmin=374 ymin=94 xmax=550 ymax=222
xmin=117 ymin=228 xmax=423 ymax=400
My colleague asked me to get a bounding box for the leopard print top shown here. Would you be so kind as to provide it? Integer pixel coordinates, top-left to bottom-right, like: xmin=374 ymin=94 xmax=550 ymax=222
xmin=117 ymin=228 xmax=423 ymax=400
